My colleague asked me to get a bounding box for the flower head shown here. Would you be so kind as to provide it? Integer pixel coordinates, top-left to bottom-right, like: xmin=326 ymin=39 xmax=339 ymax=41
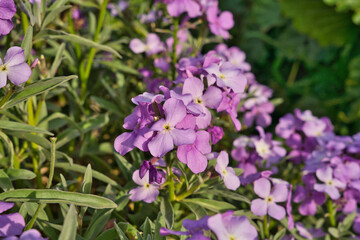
xmin=215 ymin=151 xmax=240 ymax=190
xmin=0 ymin=0 xmax=16 ymax=36
xmin=0 ymin=202 xmax=25 ymax=238
xmin=129 ymin=170 xmax=163 ymax=203
xmin=0 ymin=47 xmax=32 ymax=88
xmin=251 ymin=178 xmax=288 ymax=220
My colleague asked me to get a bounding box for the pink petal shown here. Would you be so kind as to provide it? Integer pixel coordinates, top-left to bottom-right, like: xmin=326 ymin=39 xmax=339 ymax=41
xmin=0 ymin=19 xmax=13 ymax=36
xmin=170 ymin=128 xmax=196 ymax=146
xmin=251 ymin=199 xmax=267 ymax=216
xmin=7 ymin=63 xmax=32 ymax=85
xmin=316 ymin=167 xmax=332 ymax=182
xmin=187 ymin=148 xmax=208 ymax=173
xmin=218 ymin=11 xmax=234 ymax=29
xmin=270 ymin=183 xmax=288 ymax=203
xmin=129 ymin=39 xmax=146 ymax=54
xmin=267 ymin=203 xmax=286 ymax=220
xmin=148 ymin=132 xmax=174 ymax=157
xmin=254 ymin=178 xmax=271 ymax=198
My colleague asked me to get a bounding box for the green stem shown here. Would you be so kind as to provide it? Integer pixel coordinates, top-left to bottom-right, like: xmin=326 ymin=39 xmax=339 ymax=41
xmin=24 ymin=203 xmax=45 ymax=230
xmin=175 ymin=183 xmax=201 ymax=201
xmin=45 ymin=138 xmax=57 ymax=189
xmin=168 ymin=166 xmax=175 ymax=202
xmin=171 ymin=17 xmax=179 ymax=81
xmin=0 ymin=86 xmax=14 ymax=109
xmin=327 ymin=198 xmax=336 ymax=227
xmin=67 ymin=10 xmax=82 ymax=60
xmin=80 ymin=0 xmax=109 ymax=100
xmin=287 ymin=59 xmax=300 ymax=86
xmin=263 ymin=215 xmax=269 ymax=239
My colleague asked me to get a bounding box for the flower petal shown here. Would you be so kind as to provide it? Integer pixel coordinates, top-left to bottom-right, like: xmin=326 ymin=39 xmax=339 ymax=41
xmin=254 ymin=178 xmax=271 ymax=198
xmin=170 ymin=128 xmax=196 ymax=146
xmin=316 ymin=166 xmax=333 ymax=183
xmin=0 ymin=213 xmax=25 ymax=237
xmin=148 ymin=132 xmax=174 ymax=157
xmin=129 ymin=39 xmax=146 ymax=54
xmin=0 ymin=19 xmax=14 ymax=36
xmin=270 ymin=183 xmax=288 ymax=203
xmin=7 ymin=63 xmax=32 ymax=85
xmin=0 ymin=71 xmax=7 ymax=88
xmin=267 ymin=203 xmax=286 ymax=220
xmin=4 ymin=47 xmax=25 ymax=67
xmin=0 ymin=202 xmax=14 ymax=214
xmin=251 ymin=199 xmax=267 ymax=216
xmin=187 ymin=148 xmax=207 ymax=174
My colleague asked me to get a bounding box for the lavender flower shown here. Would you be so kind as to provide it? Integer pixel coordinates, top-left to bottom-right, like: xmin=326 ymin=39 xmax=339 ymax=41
xmin=177 ymin=130 xmax=211 ymax=173
xmin=139 ymin=160 xmax=163 ymax=184
xmin=165 ymin=0 xmax=201 ymax=18
xmin=215 ymin=151 xmax=240 ymax=190
xmin=130 ymin=33 xmax=164 ymax=55
xmin=0 ymin=47 xmax=32 ymax=88
xmin=207 ymin=126 xmax=224 ymax=145
xmin=314 ymin=166 xmax=346 ymax=200
xmin=148 ymin=98 xmax=196 ymax=157
xmin=129 ymin=170 xmax=163 ymax=203
xmin=251 ymin=178 xmax=288 ymax=220
xmin=4 ymin=229 xmax=47 ymax=240
xmin=206 ymin=3 xmax=234 ymax=39
xmin=0 ymin=202 xmax=25 ymax=238
xmin=0 ymin=0 xmax=16 ymax=36
xmin=207 ymin=211 xmax=257 ymax=240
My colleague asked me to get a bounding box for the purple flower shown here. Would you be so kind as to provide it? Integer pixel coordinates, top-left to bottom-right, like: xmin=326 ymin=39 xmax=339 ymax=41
xmin=207 ymin=211 xmax=257 ymax=240
xmin=154 ymin=58 xmax=170 ymax=73
xmin=108 ymin=1 xmax=128 ymax=16
xmin=148 ymin=98 xmax=196 ymax=157
xmin=293 ymin=174 xmax=326 ymax=216
xmin=287 ymin=185 xmax=294 ymax=230
xmin=0 ymin=0 xmax=16 ymax=36
xmin=243 ymin=102 xmax=274 ymax=128
xmin=354 ymin=216 xmax=360 ymax=234
xmin=130 ymin=33 xmax=164 ymax=55
xmin=205 ymin=62 xmax=247 ymax=93
xmin=295 ymin=223 xmax=326 ymax=240
xmin=314 ymin=166 xmax=346 ymax=200
xmin=182 ymin=77 xmax=222 ymax=129
xmin=4 ymin=229 xmax=47 ymax=240
xmin=217 ymin=91 xmax=242 ymax=131
xmin=0 ymin=202 xmax=25 ymax=238
xmin=29 ymin=0 xmax=41 ymax=4
xmin=139 ymin=160 xmax=163 ymax=184
xmin=177 ymin=130 xmax=211 ymax=173
xmin=206 ymin=3 xmax=234 ymax=39
xmin=207 ymin=126 xmax=224 ymax=144
xmin=166 ymin=0 xmax=201 ymax=18
xmin=251 ymin=178 xmax=288 ymax=220
xmin=129 ymin=170 xmax=162 ymax=203
xmin=0 ymin=47 xmax=32 ymax=88
xmin=215 ymin=151 xmax=240 ymax=190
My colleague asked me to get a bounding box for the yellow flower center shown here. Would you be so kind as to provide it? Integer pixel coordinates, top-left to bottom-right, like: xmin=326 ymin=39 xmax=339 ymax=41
xmin=326 ymin=180 xmax=333 ymax=186
xmin=219 ymin=73 xmax=225 ymax=79
xmin=265 ymin=196 xmax=273 ymax=203
xmin=195 ymin=98 xmax=203 ymax=104
xmin=0 ymin=65 xmax=7 ymax=72
xmin=145 ymin=183 xmax=150 ymax=188
xmin=163 ymin=123 xmax=171 ymax=132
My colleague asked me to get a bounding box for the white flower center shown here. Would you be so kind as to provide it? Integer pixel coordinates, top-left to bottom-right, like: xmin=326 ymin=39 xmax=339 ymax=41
xmin=255 ymin=139 xmax=271 ymax=158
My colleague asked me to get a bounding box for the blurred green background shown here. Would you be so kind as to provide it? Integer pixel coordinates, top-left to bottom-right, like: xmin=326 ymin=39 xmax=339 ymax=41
xmin=220 ymin=0 xmax=360 ymax=135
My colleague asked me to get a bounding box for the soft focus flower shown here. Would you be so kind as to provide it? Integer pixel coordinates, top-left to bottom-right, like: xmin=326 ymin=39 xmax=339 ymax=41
xmin=0 ymin=47 xmax=32 ymax=88
xmin=207 ymin=211 xmax=257 ymax=240
xmin=0 ymin=202 xmax=25 ymax=238
xmin=108 ymin=0 xmax=128 ymax=16
xmin=206 ymin=3 xmax=234 ymax=39
xmin=4 ymin=229 xmax=47 ymax=240
xmin=129 ymin=170 xmax=163 ymax=203
xmin=295 ymin=223 xmax=326 ymax=240
xmin=130 ymin=33 xmax=164 ymax=55
xmin=207 ymin=126 xmax=224 ymax=144
xmin=0 ymin=0 xmax=16 ymax=36
xmin=215 ymin=151 xmax=240 ymax=190
xmin=251 ymin=178 xmax=288 ymax=220
xmin=314 ymin=166 xmax=346 ymax=200
xmin=166 ymin=0 xmax=201 ymax=18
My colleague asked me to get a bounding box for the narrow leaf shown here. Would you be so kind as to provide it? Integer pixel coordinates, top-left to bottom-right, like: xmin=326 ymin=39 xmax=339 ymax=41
xmin=59 ymin=204 xmax=77 ymax=240
xmin=0 ymin=120 xmax=53 ymax=135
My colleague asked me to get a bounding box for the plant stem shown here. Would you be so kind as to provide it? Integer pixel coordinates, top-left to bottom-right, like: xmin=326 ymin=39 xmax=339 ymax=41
xmin=175 ymin=183 xmax=201 ymax=201
xmin=45 ymin=138 xmax=57 ymax=189
xmin=168 ymin=166 xmax=175 ymax=202
xmin=287 ymin=59 xmax=300 ymax=86
xmin=80 ymin=0 xmax=109 ymax=100
xmin=0 ymin=86 xmax=14 ymax=109
xmin=263 ymin=215 xmax=269 ymax=239
xmin=327 ymin=198 xmax=336 ymax=227
xmin=25 ymin=137 xmax=57 ymax=230
xmin=67 ymin=10 xmax=82 ymax=60
xmin=171 ymin=17 xmax=179 ymax=81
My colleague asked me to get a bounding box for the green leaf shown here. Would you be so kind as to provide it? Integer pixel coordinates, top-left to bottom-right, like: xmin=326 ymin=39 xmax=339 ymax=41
xmin=41 ymin=6 xmax=71 ymax=30
xmin=328 ymin=227 xmax=339 ymax=238
xmin=84 ymin=209 xmax=113 ymax=240
xmin=197 ymin=189 xmax=251 ymax=204
xmin=141 ymin=218 xmax=152 ymax=240
xmin=341 ymin=212 xmax=356 ymax=232
xmin=0 ymin=120 xmax=53 ymax=135
xmin=182 ymin=202 xmax=207 ymax=219
xmin=114 ymin=154 xmax=135 ymax=181
xmin=280 ymin=0 xmax=358 ymax=46
xmin=182 ymin=198 xmax=236 ymax=212
xmin=0 ymin=131 xmax=15 ymax=167
xmin=6 ymin=169 xmax=36 ymax=181
xmin=98 ymin=60 xmax=139 ymax=75
xmin=0 ymin=170 xmax=14 ymax=191
xmin=1 ymin=75 xmax=77 ymax=110
xmin=21 ymin=26 xmax=33 ymax=61
xmin=56 ymin=114 xmax=109 ymax=148
xmin=0 ymin=189 xmax=117 ymax=209
xmin=91 ymin=96 xmax=123 ymax=116
xmin=81 ymin=164 xmax=93 ymax=194
xmin=37 ymin=30 xmax=121 ymax=59
xmin=160 ymin=196 xmax=174 ymax=229
xmin=273 ymin=228 xmax=287 ymax=240
xmin=59 ymin=204 xmax=77 ymax=240
xmin=154 ymin=213 xmax=165 ymax=240
xmin=114 ymin=222 xmax=129 ymax=240
xmin=18 ymin=0 xmax=36 ymax=26
xmin=4 ymin=131 xmax=51 ymax=149
xmin=55 ymin=162 xmax=119 ymax=187
xmin=49 ymin=43 xmax=66 ymax=78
